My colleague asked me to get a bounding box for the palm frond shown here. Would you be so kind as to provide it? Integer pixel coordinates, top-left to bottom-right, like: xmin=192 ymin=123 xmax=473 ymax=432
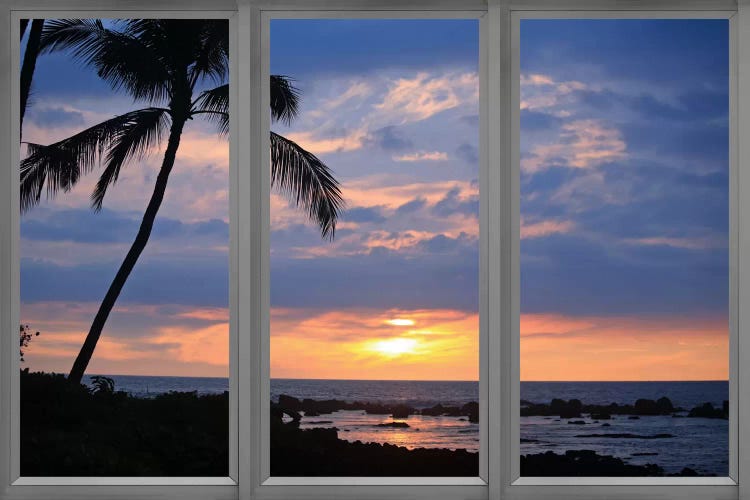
xmin=93 ymin=108 xmax=171 ymax=209
xmin=271 ymin=75 xmax=300 ymax=126
xmin=40 ymin=19 xmax=170 ymax=103
xmin=270 ymin=132 xmax=344 ymax=239
xmin=189 ymin=20 xmax=229 ymax=87
xmin=193 ymin=84 xmax=228 ymax=136
xmin=20 ymin=108 xmax=169 ymax=213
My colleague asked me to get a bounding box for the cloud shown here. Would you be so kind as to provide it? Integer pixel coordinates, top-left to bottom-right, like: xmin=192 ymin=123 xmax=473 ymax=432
xmin=20 ymin=301 xmax=229 ymax=376
xmin=271 ymin=307 xmax=478 ymax=381
xmin=364 ymin=125 xmax=413 ymax=151
xmin=375 ymin=71 xmax=478 ymax=124
xmin=432 ymin=186 xmax=479 ymax=217
xmin=623 ymin=236 xmax=726 ymax=251
xmin=455 ymin=143 xmax=478 ymax=165
xmin=521 ymin=218 xmax=575 ymax=239
xmin=21 ymin=255 xmax=229 ymax=307
xmin=284 ymin=127 xmax=368 ymax=155
xmin=520 ymin=312 xmax=727 ymax=381
xmin=520 ymin=73 xmax=588 ymax=116
xmin=343 ymin=206 xmax=387 ymax=224
xmin=393 ymin=151 xmax=449 ymax=162
xmin=522 ymin=119 xmax=627 ymax=174
xmin=26 ymin=106 xmax=85 ymax=128
xmin=21 ymin=207 xmax=229 ymax=245
xmin=395 ymin=197 xmax=427 ymax=215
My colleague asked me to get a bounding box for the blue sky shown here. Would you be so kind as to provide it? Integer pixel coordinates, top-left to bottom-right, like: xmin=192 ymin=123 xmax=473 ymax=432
xmin=19 ymin=18 xmax=730 ymax=380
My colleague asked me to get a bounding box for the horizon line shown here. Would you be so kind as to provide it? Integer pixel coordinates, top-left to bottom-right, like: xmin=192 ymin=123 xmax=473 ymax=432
xmin=54 ymin=372 xmax=731 ymax=384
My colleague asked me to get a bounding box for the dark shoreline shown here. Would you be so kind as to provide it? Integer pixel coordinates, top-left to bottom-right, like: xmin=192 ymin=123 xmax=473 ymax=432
xmin=20 ymin=372 xmax=724 ymax=476
xmin=274 ymin=393 xmax=725 ymax=477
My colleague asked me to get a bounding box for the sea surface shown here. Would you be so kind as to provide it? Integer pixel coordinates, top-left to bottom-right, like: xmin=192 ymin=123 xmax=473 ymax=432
xmin=85 ymin=376 xmax=729 ymax=475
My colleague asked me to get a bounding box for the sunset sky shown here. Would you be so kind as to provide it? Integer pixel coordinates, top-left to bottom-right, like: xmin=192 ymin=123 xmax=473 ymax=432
xmin=20 ymin=19 xmax=729 ymax=381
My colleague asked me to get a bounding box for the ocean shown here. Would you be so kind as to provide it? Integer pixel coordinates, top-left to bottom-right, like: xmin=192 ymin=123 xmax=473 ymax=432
xmin=84 ymin=375 xmax=729 ymax=475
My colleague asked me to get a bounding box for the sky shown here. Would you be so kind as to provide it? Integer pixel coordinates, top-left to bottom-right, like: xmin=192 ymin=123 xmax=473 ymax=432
xmin=20 ymin=18 xmax=729 ymax=382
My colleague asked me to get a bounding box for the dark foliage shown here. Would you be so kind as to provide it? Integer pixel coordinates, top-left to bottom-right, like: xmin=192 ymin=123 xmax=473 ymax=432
xmin=21 ymin=370 xmax=228 ymax=476
xmin=19 ymin=324 xmax=40 ymax=362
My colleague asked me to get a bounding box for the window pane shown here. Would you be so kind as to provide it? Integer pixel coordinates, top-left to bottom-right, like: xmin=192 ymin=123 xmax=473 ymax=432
xmin=19 ymin=18 xmax=230 ymax=476
xmin=270 ymin=19 xmax=480 ymax=477
xmin=520 ymin=19 xmax=729 ymax=477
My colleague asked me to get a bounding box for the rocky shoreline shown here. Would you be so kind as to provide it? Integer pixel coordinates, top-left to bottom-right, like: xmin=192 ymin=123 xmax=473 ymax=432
xmin=520 ymin=450 xmax=703 ymax=477
xmin=275 ymin=394 xmax=479 ymax=421
xmin=271 ymin=407 xmax=478 ymax=476
xmin=521 ymin=396 xmax=728 ymax=420
xmin=271 ymin=394 xmax=725 ymax=476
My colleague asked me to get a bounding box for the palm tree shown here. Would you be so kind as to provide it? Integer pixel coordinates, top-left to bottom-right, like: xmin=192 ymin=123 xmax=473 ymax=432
xmin=20 ymin=19 xmax=44 ymax=135
xmin=20 ymin=19 xmax=344 ymax=384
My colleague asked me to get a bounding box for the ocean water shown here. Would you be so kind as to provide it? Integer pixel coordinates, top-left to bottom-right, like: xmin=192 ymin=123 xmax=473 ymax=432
xmin=86 ymin=375 xmax=728 ymax=474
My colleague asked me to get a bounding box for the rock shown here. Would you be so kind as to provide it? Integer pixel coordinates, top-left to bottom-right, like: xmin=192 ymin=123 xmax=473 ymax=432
xmin=591 ymin=412 xmax=611 ymax=420
xmin=278 ymin=394 xmax=303 ymax=411
xmin=634 ymin=399 xmax=661 ymax=415
xmin=688 ymin=402 xmax=728 ymax=419
xmin=376 ymin=421 xmax=409 ymax=428
xmin=391 ymin=405 xmax=411 ymax=419
xmin=656 ymin=397 xmax=674 ymax=413
xmin=520 ymin=450 xmax=664 ymax=477
xmin=462 ymin=402 xmax=480 ymax=423
xmin=680 ymin=467 xmax=699 ymax=476
xmin=567 ymin=420 xmax=586 ymax=425
xmin=628 ymin=416 xmax=640 ymax=420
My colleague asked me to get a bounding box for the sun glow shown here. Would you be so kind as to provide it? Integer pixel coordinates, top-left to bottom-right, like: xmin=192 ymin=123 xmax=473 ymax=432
xmin=370 ymin=338 xmax=418 ymax=356
xmin=386 ymin=318 xmax=416 ymax=326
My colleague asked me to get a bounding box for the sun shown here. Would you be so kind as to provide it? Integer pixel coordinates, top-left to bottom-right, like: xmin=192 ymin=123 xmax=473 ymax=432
xmin=385 ymin=318 xmax=416 ymax=326
xmin=370 ymin=338 xmax=418 ymax=356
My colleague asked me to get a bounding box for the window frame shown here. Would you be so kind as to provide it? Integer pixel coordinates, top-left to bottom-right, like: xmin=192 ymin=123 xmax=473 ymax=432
xmin=500 ymin=2 xmax=746 ymax=500
xmin=0 ymin=1 xmax=747 ymax=500
xmin=244 ymin=2 xmax=492 ymax=498
xmin=0 ymin=2 xmax=240 ymax=499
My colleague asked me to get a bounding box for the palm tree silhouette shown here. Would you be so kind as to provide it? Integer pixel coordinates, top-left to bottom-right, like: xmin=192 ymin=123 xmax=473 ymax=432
xmin=20 ymin=19 xmax=344 ymax=384
xmin=20 ymin=19 xmax=44 ymax=136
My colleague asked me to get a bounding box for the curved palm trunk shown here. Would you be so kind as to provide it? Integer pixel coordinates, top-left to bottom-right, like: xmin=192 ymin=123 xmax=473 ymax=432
xmin=68 ymin=118 xmax=186 ymax=384
xmin=20 ymin=19 xmax=43 ymax=135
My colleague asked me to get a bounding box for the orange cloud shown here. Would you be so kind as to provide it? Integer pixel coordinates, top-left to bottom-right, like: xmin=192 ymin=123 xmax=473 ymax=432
xmin=20 ymin=302 xmax=229 ymax=377
xmin=623 ymin=236 xmax=727 ymax=251
xmin=271 ymin=307 xmax=479 ymax=381
xmin=521 ymin=313 xmax=728 ymax=381
xmin=522 ymin=119 xmax=626 ymax=173
xmin=285 ymin=127 xmax=368 ymax=155
xmin=375 ymin=72 xmax=478 ymax=124
xmin=520 ymin=73 xmax=588 ymax=116
xmin=521 ymin=218 xmax=575 ymax=239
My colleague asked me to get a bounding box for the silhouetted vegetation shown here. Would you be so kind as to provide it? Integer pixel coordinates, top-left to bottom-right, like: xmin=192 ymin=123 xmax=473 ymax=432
xmin=21 ymin=370 xmax=228 ymax=476
xmin=19 ymin=324 xmax=39 ymax=362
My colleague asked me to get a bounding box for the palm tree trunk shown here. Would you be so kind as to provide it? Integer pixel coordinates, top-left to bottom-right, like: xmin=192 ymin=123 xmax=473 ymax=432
xmin=68 ymin=117 xmax=186 ymax=384
xmin=20 ymin=19 xmax=29 ymax=41
xmin=20 ymin=19 xmax=43 ymax=136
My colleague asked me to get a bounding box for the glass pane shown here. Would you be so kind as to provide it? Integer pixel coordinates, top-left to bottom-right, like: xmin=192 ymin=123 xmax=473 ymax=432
xmin=520 ymin=19 xmax=729 ymax=477
xmin=270 ymin=19 xmax=480 ymax=476
xmin=19 ymin=18 xmax=230 ymax=476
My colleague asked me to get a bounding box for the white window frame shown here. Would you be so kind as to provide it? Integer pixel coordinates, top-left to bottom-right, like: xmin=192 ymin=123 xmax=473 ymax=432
xmin=0 ymin=1 xmax=747 ymax=500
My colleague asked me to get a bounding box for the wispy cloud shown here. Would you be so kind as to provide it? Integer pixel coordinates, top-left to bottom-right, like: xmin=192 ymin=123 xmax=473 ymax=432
xmin=521 ymin=218 xmax=575 ymax=239
xmin=375 ymin=71 xmax=478 ymax=124
xmin=393 ymin=151 xmax=449 ymax=162
xmin=522 ymin=119 xmax=627 ymax=173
